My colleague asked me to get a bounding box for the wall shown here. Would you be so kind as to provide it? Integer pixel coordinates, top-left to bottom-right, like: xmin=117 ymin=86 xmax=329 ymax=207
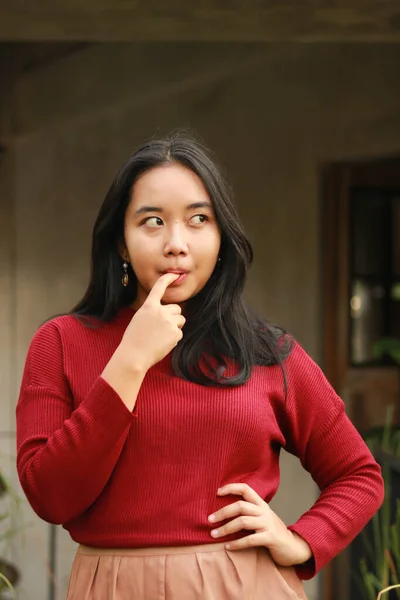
xmin=0 ymin=48 xmax=20 ymax=596
xmin=1 ymin=42 xmax=400 ymax=600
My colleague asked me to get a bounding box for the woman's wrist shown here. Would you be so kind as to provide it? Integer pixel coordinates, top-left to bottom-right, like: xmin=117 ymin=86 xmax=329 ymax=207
xmin=101 ymin=346 xmax=147 ymax=411
xmin=289 ymin=531 xmax=313 ymax=565
xmin=109 ymin=343 xmax=149 ymax=376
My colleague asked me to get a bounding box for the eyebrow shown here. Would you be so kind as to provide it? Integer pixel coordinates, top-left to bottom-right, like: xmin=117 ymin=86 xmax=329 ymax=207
xmin=133 ymin=202 xmax=213 ymax=216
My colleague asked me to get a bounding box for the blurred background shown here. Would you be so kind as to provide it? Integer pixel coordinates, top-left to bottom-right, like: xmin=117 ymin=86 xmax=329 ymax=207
xmin=0 ymin=3 xmax=400 ymax=599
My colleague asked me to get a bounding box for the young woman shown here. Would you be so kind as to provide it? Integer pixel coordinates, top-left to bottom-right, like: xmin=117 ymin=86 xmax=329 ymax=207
xmin=16 ymin=133 xmax=384 ymax=600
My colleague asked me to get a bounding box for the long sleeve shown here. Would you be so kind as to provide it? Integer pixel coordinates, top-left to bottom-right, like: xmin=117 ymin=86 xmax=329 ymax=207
xmin=281 ymin=342 xmax=384 ymax=579
xmin=16 ymin=320 xmax=135 ymax=525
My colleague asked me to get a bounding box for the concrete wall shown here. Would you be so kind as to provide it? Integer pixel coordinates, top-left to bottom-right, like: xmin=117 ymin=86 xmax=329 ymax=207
xmin=1 ymin=42 xmax=400 ymax=600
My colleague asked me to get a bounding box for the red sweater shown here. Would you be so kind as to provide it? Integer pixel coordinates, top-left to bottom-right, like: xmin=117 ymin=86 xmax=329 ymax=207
xmin=16 ymin=307 xmax=384 ymax=580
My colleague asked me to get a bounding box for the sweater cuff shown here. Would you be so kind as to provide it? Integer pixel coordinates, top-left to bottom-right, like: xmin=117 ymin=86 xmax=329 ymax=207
xmin=83 ymin=376 xmax=139 ymax=425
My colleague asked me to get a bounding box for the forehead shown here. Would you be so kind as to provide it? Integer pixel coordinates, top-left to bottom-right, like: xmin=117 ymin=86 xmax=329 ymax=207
xmin=130 ymin=163 xmax=211 ymax=208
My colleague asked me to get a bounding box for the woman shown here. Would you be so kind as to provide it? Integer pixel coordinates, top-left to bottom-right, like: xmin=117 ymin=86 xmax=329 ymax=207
xmin=16 ymin=132 xmax=384 ymax=600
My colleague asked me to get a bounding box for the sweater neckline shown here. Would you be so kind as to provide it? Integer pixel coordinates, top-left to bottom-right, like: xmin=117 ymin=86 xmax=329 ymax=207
xmin=113 ymin=305 xmax=137 ymax=325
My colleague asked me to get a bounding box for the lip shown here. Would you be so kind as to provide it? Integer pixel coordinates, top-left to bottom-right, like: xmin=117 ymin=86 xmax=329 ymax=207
xmin=161 ymin=269 xmax=189 ymax=285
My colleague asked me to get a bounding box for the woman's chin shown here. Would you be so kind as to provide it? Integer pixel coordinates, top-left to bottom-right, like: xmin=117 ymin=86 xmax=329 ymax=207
xmin=162 ymin=286 xmax=194 ymax=305
xmin=162 ymin=293 xmax=190 ymax=305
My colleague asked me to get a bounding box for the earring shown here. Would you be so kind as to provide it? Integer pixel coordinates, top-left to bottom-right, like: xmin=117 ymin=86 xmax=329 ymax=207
xmin=217 ymin=257 xmax=221 ymax=264
xmin=122 ymin=261 xmax=129 ymax=287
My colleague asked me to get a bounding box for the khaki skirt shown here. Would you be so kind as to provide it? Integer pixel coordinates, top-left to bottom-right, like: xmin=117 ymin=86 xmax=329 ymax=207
xmin=66 ymin=542 xmax=307 ymax=600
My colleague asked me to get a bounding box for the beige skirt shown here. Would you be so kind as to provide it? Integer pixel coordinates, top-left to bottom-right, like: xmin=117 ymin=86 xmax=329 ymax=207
xmin=66 ymin=542 xmax=307 ymax=599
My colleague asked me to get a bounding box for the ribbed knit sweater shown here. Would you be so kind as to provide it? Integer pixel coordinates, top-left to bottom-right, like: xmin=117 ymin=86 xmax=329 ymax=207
xmin=16 ymin=307 xmax=384 ymax=580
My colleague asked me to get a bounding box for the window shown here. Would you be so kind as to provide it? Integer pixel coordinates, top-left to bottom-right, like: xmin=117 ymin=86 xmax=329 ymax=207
xmin=349 ymin=189 xmax=400 ymax=364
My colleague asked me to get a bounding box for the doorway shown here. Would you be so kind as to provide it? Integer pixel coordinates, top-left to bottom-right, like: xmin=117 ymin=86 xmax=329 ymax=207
xmin=322 ymin=157 xmax=400 ymax=600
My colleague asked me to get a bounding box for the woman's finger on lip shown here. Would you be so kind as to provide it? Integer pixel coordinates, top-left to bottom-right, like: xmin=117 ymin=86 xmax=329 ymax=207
xmin=208 ymin=501 xmax=261 ymax=523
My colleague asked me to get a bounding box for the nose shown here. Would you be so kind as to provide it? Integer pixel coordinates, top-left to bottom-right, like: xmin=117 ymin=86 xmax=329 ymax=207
xmin=163 ymin=223 xmax=189 ymax=256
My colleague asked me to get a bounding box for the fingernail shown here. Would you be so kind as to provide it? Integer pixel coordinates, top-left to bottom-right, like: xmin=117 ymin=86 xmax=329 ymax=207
xmin=208 ymin=514 xmax=216 ymax=522
xmin=211 ymin=529 xmax=219 ymax=537
xmin=225 ymin=544 xmax=231 ymax=549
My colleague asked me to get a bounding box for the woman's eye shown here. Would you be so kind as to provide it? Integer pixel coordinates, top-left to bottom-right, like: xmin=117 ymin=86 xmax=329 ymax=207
xmin=144 ymin=217 xmax=163 ymax=227
xmin=190 ymin=214 xmax=208 ymax=225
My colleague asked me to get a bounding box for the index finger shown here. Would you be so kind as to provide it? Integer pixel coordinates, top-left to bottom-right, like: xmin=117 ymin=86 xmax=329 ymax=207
xmin=145 ymin=273 xmax=180 ymax=305
xmin=217 ymin=484 xmax=265 ymax=507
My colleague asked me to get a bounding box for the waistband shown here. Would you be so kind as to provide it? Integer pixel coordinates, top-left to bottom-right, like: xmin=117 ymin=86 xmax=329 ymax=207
xmin=78 ymin=542 xmax=229 ymax=557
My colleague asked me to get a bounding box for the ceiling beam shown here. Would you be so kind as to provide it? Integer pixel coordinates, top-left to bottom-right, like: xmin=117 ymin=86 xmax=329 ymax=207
xmin=1 ymin=2 xmax=400 ymax=42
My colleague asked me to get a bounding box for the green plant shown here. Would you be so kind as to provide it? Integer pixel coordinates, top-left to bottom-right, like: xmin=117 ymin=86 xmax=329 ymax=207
xmin=0 ymin=470 xmax=23 ymax=598
xmin=373 ymin=338 xmax=400 ymax=366
xmin=379 ymin=585 xmax=400 ymax=599
xmin=0 ymin=573 xmax=14 ymax=598
xmin=357 ymin=406 xmax=400 ymax=600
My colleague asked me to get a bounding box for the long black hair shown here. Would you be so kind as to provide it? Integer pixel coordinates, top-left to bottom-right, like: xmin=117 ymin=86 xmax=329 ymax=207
xmin=71 ymin=131 xmax=293 ymax=386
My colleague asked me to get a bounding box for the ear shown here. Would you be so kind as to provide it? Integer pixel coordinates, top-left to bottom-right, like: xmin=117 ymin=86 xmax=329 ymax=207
xmin=118 ymin=240 xmax=129 ymax=262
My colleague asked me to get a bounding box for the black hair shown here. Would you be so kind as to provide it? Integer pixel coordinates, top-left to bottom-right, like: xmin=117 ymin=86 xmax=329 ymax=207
xmin=71 ymin=131 xmax=293 ymax=386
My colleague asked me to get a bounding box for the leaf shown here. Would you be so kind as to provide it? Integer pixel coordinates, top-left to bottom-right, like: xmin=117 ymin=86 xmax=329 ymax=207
xmin=391 ymin=503 xmax=400 ymax=579
xmin=0 ymin=523 xmax=29 ymax=543
xmin=362 ymin=527 xmax=378 ymax=566
xmin=373 ymin=338 xmax=400 ymax=364
xmin=360 ymin=558 xmax=380 ymax=600
xmin=377 ymin=584 xmax=400 ymax=599
xmin=383 ymin=406 xmax=396 ymax=452
xmin=372 ymin=509 xmax=384 ymax=577
xmin=0 ymin=572 xmax=14 ymax=597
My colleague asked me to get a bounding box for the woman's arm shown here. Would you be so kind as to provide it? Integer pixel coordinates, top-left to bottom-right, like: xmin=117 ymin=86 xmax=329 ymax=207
xmin=16 ymin=273 xmax=184 ymax=525
xmin=282 ymin=342 xmax=385 ymax=579
xmin=16 ymin=320 xmax=140 ymax=525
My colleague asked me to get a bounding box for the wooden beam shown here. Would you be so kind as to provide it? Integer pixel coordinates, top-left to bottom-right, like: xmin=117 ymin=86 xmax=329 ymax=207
xmin=1 ymin=2 xmax=400 ymax=42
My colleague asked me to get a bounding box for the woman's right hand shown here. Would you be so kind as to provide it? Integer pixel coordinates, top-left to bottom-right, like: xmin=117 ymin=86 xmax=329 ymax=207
xmin=102 ymin=273 xmax=184 ymax=410
xmin=119 ymin=273 xmax=186 ymax=373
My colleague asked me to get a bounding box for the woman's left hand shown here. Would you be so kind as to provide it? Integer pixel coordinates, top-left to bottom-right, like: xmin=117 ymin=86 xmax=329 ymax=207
xmin=208 ymin=483 xmax=312 ymax=567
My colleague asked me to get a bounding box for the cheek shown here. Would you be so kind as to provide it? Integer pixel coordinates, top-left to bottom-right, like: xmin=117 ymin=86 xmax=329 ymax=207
xmin=196 ymin=232 xmax=220 ymax=266
xmin=131 ymin=252 xmax=155 ymax=274
xmin=125 ymin=234 xmax=157 ymax=277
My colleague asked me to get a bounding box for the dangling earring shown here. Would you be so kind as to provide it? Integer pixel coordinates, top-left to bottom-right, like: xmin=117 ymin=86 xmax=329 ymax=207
xmin=217 ymin=257 xmax=221 ymax=265
xmin=122 ymin=261 xmax=129 ymax=287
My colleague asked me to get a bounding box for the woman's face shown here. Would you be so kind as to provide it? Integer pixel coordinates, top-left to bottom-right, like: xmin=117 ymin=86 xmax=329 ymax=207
xmin=122 ymin=163 xmax=221 ymax=308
